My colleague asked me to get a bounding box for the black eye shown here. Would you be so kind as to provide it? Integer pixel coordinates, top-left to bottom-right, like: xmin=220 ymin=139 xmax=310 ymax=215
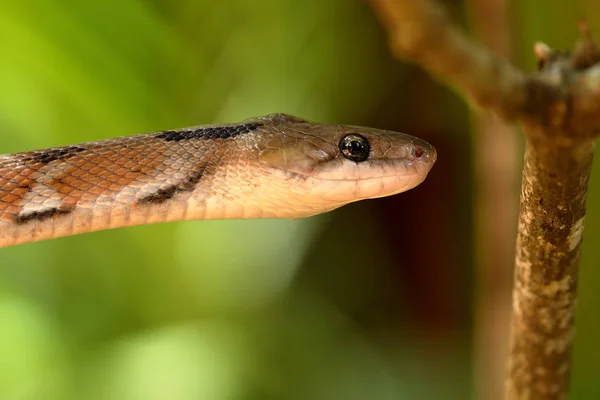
xmin=339 ymin=134 xmax=370 ymax=162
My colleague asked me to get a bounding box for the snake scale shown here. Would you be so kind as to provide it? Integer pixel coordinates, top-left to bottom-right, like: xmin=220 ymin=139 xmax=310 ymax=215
xmin=0 ymin=113 xmax=436 ymax=248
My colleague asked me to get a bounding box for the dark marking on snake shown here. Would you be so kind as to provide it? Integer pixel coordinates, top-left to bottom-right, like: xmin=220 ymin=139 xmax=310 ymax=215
xmin=155 ymin=123 xmax=262 ymax=142
xmin=14 ymin=207 xmax=72 ymax=225
xmin=29 ymin=146 xmax=87 ymax=164
xmin=138 ymin=185 xmax=179 ymax=204
xmin=180 ymin=168 xmax=206 ymax=190
xmin=138 ymin=166 xmax=206 ymax=204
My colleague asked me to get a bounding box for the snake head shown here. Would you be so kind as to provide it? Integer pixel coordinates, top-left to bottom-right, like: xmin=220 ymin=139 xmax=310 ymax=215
xmin=252 ymin=117 xmax=437 ymax=217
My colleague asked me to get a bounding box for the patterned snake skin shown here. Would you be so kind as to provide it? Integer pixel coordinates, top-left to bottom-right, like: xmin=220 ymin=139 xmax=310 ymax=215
xmin=0 ymin=114 xmax=436 ymax=248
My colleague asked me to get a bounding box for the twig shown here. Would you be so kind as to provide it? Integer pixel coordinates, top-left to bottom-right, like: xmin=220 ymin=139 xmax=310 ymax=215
xmin=368 ymin=0 xmax=530 ymax=121
xmin=467 ymin=0 xmax=517 ymax=398
xmin=368 ymin=0 xmax=600 ymax=398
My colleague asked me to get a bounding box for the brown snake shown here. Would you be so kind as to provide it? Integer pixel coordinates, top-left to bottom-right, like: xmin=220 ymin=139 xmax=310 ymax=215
xmin=0 ymin=114 xmax=436 ymax=248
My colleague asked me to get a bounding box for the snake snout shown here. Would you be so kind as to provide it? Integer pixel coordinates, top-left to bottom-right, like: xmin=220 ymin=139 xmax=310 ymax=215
xmin=408 ymin=139 xmax=437 ymax=167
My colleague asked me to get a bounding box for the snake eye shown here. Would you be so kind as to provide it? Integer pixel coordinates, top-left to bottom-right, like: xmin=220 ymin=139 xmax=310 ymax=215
xmin=339 ymin=134 xmax=370 ymax=162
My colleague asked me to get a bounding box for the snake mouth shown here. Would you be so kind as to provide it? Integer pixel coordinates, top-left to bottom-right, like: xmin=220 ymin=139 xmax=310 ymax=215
xmin=267 ymin=156 xmax=434 ymax=205
xmin=271 ymin=154 xmax=436 ymax=182
xmin=295 ymin=172 xmax=431 ymax=205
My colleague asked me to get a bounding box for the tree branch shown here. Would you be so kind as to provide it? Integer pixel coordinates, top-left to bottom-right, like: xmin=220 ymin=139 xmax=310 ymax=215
xmin=467 ymin=0 xmax=517 ymax=398
xmin=368 ymin=0 xmax=530 ymax=119
xmin=368 ymin=0 xmax=600 ymax=398
xmin=368 ymin=0 xmax=600 ymax=138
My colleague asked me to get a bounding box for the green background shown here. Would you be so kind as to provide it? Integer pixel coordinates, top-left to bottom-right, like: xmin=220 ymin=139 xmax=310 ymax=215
xmin=0 ymin=1 xmax=598 ymax=399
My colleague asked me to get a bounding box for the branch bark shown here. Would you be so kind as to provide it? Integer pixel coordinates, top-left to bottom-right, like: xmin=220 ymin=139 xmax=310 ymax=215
xmin=368 ymin=0 xmax=600 ymax=398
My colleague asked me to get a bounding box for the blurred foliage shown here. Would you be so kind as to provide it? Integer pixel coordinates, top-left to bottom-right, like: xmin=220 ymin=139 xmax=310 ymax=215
xmin=0 ymin=0 xmax=599 ymax=399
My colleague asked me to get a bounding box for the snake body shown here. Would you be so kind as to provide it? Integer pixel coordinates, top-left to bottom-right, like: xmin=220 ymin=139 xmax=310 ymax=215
xmin=0 ymin=113 xmax=436 ymax=248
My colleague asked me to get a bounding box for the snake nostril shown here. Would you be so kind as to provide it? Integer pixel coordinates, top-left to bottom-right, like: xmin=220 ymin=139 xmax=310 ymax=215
xmin=413 ymin=146 xmax=425 ymax=158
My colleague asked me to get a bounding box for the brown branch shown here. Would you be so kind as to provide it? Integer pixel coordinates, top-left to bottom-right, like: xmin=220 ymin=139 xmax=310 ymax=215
xmin=368 ymin=0 xmax=600 ymax=138
xmin=368 ymin=0 xmax=600 ymax=398
xmin=467 ymin=0 xmax=517 ymax=399
xmin=368 ymin=0 xmax=530 ymax=120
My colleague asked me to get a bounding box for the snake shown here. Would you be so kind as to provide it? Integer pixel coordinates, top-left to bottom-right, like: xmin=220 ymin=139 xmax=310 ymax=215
xmin=0 ymin=113 xmax=436 ymax=248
